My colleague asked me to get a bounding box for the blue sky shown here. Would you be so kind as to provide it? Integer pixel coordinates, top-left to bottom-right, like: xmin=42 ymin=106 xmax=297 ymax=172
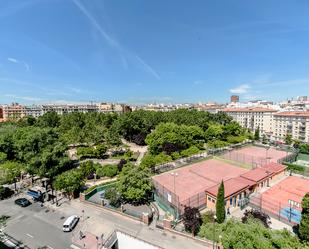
xmin=1 ymin=0 xmax=309 ymax=104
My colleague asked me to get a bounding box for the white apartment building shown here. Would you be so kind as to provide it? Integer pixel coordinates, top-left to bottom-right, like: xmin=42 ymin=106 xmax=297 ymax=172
xmin=272 ymin=111 xmax=309 ymax=143
xmin=223 ymin=107 xmax=277 ymax=134
xmin=25 ymin=105 xmax=43 ymax=118
xmin=41 ymin=104 xmax=98 ymax=115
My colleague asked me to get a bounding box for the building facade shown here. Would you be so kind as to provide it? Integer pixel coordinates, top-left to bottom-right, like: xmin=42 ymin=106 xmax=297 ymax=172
xmin=272 ymin=111 xmax=309 ymax=143
xmin=223 ymin=107 xmax=276 ymax=134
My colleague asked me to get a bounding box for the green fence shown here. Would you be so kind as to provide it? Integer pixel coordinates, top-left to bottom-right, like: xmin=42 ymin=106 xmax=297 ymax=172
xmin=84 ymin=181 xmax=117 ymax=200
xmin=154 ymin=193 xmax=179 ymax=220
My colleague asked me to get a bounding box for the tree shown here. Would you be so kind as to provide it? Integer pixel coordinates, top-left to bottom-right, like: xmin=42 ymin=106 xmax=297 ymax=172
xmin=262 ymin=134 xmax=268 ymax=144
xmin=299 ymin=192 xmax=309 ymax=242
xmin=254 ymin=127 xmax=260 ymax=141
xmin=198 ymin=218 xmax=306 ymax=248
xmin=216 ymin=180 xmax=225 ymax=223
xmin=0 ymin=161 xmax=23 ymax=185
xmin=53 ymin=169 xmax=84 ymax=198
xmin=183 ymin=206 xmax=202 ymax=236
xmin=242 ymin=209 xmax=271 ymax=228
xmin=117 ymin=164 xmax=152 ymax=204
xmin=37 ymin=111 xmax=60 ymax=128
xmin=104 ymin=188 xmax=121 ymax=207
xmin=284 ymin=133 xmax=293 ymax=145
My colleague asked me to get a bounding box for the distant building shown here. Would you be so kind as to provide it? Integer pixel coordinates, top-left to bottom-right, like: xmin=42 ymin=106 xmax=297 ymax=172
xmin=272 ymin=111 xmax=309 ymax=143
xmin=1 ymin=103 xmax=27 ymax=121
xmin=297 ymin=96 xmax=308 ymax=102
xmin=41 ymin=104 xmax=98 ymax=115
xmin=223 ymin=107 xmax=277 ymax=134
xmin=230 ymin=95 xmax=239 ymax=103
xmin=0 ymin=106 xmax=4 ymax=122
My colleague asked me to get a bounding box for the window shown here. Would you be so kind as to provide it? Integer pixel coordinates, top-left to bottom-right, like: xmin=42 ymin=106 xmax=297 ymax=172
xmin=208 ymin=197 xmax=211 ymax=201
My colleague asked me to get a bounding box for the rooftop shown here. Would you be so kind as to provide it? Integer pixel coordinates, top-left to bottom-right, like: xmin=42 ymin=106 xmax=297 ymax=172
xmin=273 ymin=111 xmax=309 ymax=117
xmin=222 ymin=107 xmax=277 ymax=113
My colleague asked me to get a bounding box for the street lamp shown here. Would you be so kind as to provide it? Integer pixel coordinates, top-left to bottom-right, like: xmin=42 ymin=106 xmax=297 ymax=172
xmin=171 ymin=172 xmax=178 ymax=218
xmin=213 ymin=215 xmax=217 ymax=249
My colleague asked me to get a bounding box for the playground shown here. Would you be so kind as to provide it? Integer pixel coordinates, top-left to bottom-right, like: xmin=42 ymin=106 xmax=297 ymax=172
xmin=250 ymin=176 xmax=309 ymax=224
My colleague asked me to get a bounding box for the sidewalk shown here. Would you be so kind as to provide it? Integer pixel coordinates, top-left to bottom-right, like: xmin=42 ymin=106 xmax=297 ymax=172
xmin=51 ymin=199 xmax=211 ymax=249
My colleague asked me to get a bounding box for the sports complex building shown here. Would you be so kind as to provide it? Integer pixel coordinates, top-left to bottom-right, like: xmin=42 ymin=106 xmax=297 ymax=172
xmin=152 ymin=145 xmax=308 ymax=224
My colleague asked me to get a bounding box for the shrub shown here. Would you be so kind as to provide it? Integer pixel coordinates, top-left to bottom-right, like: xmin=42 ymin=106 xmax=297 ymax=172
xmin=104 ymin=188 xmax=121 ymax=207
xmin=0 ymin=186 xmax=14 ymax=200
xmin=96 ymin=164 xmax=118 ymax=178
xmin=242 ymin=209 xmax=271 ymax=228
xmin=180 ymin=146 xmax=200 ymax=157
xmin=76 ymin=147 xmax=96 ymax=158
xmin=202 ymin=210 xmax=216 ymax=224
xmin=95 ymin=144 xmax=107 ymax=158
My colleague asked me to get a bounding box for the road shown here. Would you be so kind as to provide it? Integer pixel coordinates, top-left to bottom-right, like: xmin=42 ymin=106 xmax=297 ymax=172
xmin=1 ymin=196 xmax=211 ymax=249
xmin=0 ymin=197 xmax=74 ymax=249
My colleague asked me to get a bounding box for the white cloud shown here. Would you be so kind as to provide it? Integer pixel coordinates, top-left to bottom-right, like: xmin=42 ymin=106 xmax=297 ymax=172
xmin=7 ymin=57 xmax=31 ymax=72
xmin=7 ymin=57 xmax=19 ymax=63
xmin=4 ymin=94 xmax=42 ymax=102
xmin=230 ymin=84 xmax=250 ymax=94
xmin=135 ymin=55 xmax=161 ymax=80
xmin=72 ymin=0 xmax=160 ymax=80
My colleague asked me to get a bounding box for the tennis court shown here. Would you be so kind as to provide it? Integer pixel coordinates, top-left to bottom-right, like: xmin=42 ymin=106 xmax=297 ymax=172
xmin=294 ymin=153 xmax=309 ymax=167
xmin=250 ymin=176 xmax=309 ymax=224
xmin=222 ymin=146 xmax=291 ymax=168
xmin=152 ymin=158 xmax=248 ymax=215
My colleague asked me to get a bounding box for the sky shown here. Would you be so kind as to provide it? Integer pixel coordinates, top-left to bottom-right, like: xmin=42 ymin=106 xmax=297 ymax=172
xmin=1 ymin=0 xmax=309 ymax=105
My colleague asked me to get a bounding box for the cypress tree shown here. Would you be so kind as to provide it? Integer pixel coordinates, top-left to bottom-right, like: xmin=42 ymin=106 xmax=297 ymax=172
xmin=216 ymin=180 xmax=225 ymax=223
xmin=299 ymin=192 xmax=309 ymax=242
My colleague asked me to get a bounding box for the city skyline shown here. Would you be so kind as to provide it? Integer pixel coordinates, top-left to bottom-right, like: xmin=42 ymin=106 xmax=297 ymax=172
xmin=1 ymin=0 xmax=309 ymax=104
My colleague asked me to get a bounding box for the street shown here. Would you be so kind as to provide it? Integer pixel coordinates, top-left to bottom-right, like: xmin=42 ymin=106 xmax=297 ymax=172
xmin=0 ymin=195 xmax=211 ymax=249
xmin=0 ymin=197 xmax=74 ymax=249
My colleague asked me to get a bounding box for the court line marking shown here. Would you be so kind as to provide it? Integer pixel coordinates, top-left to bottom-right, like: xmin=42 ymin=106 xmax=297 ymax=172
xmin=26 ymin=233 xmax=34 ymax=238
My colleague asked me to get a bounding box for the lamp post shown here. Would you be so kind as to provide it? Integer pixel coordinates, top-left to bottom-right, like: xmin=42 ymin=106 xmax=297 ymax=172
xmin=213 ymin=215 xmax=217 ymax=249
xmin=265 ymin=146 xmax=270 ymax=163
xmin=171 ymin=172 xmax=178 ymax=218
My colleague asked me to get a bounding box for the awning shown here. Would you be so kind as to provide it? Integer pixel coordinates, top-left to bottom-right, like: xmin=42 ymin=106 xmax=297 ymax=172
xmin=27 ymin=190 xmax=42 ymax=199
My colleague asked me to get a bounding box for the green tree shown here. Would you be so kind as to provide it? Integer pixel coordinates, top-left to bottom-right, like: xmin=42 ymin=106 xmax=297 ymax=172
xmin=0 ymin=161 xmax=23 ymax=185
xmin=284 ymin=133 xmax=293 ymax=145
xmin=53 ymin=169 xmax=84 ymax=198
xmin=198 ymin=218 xmax=307 ymax=248
xmin=254 ymin=127 xmax=260 ymax=141
xmin=104 ymin=188 xmax=121 ymax=207
xmin=205 ymin=124 xmax=224 ymax=141
xmin=299 ymin=192 xmax=309 ymax=242
xmin=216 ymin=180 xmax=225 ymax=223
xmin=37 ymin=111 xmax=60 ymax=128
xmin=117 ymin=164 xmax=152 ymax=203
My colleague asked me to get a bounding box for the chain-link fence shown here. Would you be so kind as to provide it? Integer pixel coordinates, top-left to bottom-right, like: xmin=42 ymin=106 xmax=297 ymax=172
xmin=249 ymin=195 xmax=302 ymax=226
xmin=153 ymin=152 xmax=208 ymax=174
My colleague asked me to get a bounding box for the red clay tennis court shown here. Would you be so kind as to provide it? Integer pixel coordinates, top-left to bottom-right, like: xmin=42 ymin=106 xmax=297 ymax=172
xmin=152 ymin=158 xmax=248 ymax=213
xmin=222 ymin=145 xmax=291 ymax=167
xmin=250 ymin=176 xmax=309 ymax=224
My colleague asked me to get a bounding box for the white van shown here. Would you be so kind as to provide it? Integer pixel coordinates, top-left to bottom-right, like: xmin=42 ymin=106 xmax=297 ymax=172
xmin=63 ymin=215 xmax=79 ymax=232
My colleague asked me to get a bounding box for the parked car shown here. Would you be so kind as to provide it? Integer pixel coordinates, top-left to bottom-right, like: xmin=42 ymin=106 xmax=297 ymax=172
xmin=63 ymin=215 xmax=79 ymax=232
xmin=14 ymin=198 xmax=31 ymax=207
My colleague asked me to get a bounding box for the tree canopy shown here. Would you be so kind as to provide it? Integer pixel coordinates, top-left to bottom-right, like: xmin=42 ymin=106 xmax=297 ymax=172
xmin=117 ymin=164 xmax=152 ymax=203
